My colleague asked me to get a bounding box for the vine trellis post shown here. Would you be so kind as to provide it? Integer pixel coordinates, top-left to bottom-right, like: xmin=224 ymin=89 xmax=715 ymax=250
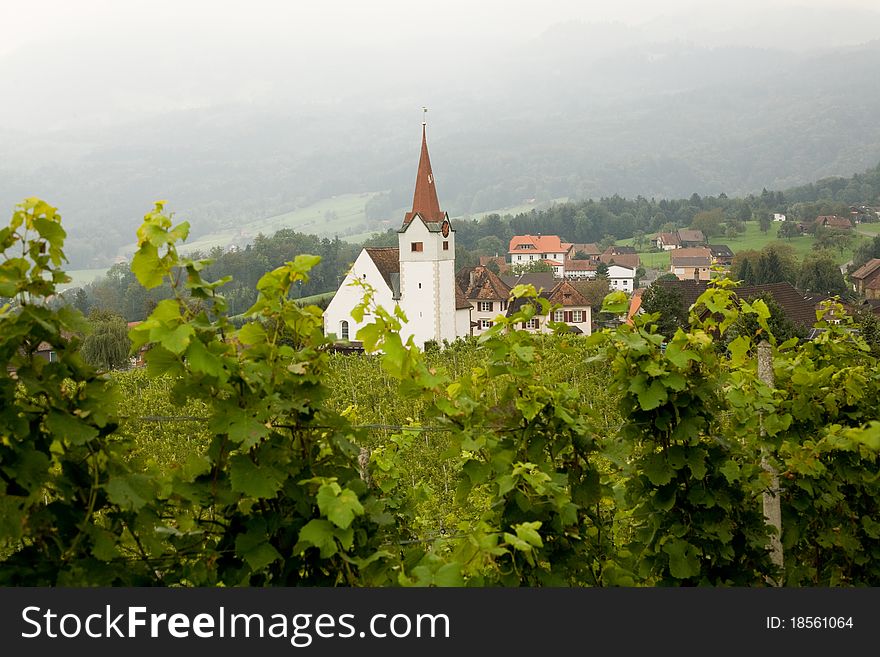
xmin=758 ymin=340 xmax=784 ymax=584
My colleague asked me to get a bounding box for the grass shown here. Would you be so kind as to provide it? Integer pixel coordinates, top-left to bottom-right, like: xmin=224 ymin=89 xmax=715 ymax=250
xmin=621 ymin=221 xmax=871 ymax=271
xmin=296 ymin=291 xmax=334 ymax=305
xmin=136 ymin=192 xmax=384 ymax=256
xmin=855 ymin=222 xmax=880 ymax=236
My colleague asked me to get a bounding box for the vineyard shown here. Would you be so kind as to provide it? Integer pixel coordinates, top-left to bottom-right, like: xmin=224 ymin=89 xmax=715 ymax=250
xmin=1 ymin=199 xmax=878 ymax=586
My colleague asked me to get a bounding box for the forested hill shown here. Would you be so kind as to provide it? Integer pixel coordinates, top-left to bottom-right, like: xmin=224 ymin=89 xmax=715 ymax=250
xmin=4 ymin=28 xmax=880 ymax=268
xmin=77 ymin=160 xmax=880 ymax=323
xmin=367 ymin=161 xmax=880 ymax=257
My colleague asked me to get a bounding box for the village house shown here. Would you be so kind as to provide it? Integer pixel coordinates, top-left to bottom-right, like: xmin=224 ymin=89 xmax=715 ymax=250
xmin=507 ymin=234 xmax=572 ymax=266
xmin=655 ymin=229 xmax=706 ymax=250
xmin=851 ymin=258 xmax=880 ymax=300
xmin=505 ymin=279 xmax=592 ymax=335
xmin=773 ymin=213 xmax=786 ymax=222
xmin=670 ymin=247 xmax=713 ymax=281
xmin=815 ymin=215 xmax=852 ymax=230
xmin=677 ymin=229 xmax=707 ymax=248
xmin=655 ymin=232 xmax=680 ymax=250
xmin=568 ymin=243 xmax=602 ymax=261
xmin=547 ymin=257 xmax=636 ymax=292
xmin=457 ymin=266 xmax=511 ymax=336
xmin=323 ymin=123 xmax=471 ymax=347
xmin=708 ymin=245 xmax=734 ymax=267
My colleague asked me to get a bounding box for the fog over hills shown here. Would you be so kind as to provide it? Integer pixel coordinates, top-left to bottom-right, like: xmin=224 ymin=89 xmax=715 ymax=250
xmin=2 ymin=3 xmax=880 ymax=267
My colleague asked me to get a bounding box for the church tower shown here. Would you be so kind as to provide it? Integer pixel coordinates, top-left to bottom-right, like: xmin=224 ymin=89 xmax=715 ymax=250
xmin=397 ymin=118 xmax=457 ymax=346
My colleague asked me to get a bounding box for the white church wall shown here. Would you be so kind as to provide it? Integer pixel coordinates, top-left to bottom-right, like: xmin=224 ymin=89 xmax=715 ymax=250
xmin=323 ymin=250 xmax=395 ymax=342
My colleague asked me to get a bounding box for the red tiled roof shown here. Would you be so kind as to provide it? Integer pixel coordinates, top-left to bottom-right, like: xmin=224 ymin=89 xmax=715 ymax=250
xmin=627 ymin=288 xmax=644 ymax=324
xmin=508 ymin=234 xmax=572 ymax=255
xmin=403 ymin=125 xmax=446 ymax=225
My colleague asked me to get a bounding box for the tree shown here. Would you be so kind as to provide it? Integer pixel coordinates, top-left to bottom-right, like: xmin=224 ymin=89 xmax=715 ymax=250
xmin=777 ymin=221 xmax=800 ymax=240
xmin=476 ymin=235 xmax=505 ymax=256
xmin=599 ymin=234 xmax=617 ymax=251
xmin=595 ymin=262 xmax=610 ymax=279
xmin=633 ymin=230 xmax=646 ymax=251
xmin=724 ymin=293 xmax=806 ymax=347
xmin=798 ymin=253 xmax=847 ymax=297
xmin=742 ymin=244 xmax=798 ymax=285
xmin=73 ymin=287 xmax=89 ymax=315
xmin=738 ymin=258 xmax=755 ymax=285
xmin=486 ymin=260 xmax=500 ymax=275
xmin=511 ymin=260 xmax=553 ymax=275
xmin=572 ymin=250 xmax=591 ymax=260
xmin=640 ymin=283 xmax=688 ymax=337
xmin=813 ymin=226 xmax=853 ymax=254
xmin=758 ymin=211 xmax=772 ymax=234
xmin=851 ymin=235 xmax=880 ymax=271
xmin=691 ymin=208 xmax=725 ymax=238
xmin=80 ymin=311 xmax=131 ymax=371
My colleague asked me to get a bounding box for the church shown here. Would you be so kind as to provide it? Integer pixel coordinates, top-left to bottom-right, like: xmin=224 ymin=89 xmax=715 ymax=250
xmin=323 ymin=123 xmax=472 ymax=348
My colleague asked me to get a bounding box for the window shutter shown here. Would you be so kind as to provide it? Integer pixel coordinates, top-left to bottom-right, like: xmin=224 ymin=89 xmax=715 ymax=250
xmin=564 ymin=311 xmax=572 ymax=323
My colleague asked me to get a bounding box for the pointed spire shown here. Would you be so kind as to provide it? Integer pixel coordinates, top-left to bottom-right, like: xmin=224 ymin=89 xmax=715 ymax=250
xmin=403 ymin=114 xmax=444 ymax=225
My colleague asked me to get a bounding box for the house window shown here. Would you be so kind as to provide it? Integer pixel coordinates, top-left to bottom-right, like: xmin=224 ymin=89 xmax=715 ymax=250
xmin=48 ymin=351 xmax=57 ymax=363
xmin=480 ymin=319 xmax=493 ymax=329
xmin=522 ymin=318 xmax=539 ymax=330
xmin=478 ymin=301 xmax=493 ymax=312
xmin=443 ymin=241 xmax=449 ymax=250
xmin=573 ymin=310 xmax=583 ymax=323
xmin=411 ymin=242 xmax=423 ymax=252
xmin=517 ymin=255 xmax=522 ymax=261
xmin=553 ymin=310 xmax=564 ymax=322
xmin=529 ymin=255 xmax=535 ymax=261
xmin=340 ymin=321 xmax=349 ymax=340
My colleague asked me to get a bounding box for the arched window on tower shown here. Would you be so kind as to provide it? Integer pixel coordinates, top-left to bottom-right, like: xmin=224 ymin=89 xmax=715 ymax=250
xmin=340 ymin=321 xmax=349 ymax=340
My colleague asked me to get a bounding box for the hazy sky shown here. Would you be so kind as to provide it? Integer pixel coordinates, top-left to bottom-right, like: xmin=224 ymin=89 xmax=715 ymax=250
xmin=2 ymin=0 xmax=879 ymax=131
xmin=2 ymin=0 xmax=880 ymax=54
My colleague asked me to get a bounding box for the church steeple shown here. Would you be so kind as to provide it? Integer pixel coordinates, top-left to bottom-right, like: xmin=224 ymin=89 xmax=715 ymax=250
xmin=403 ymin=114 xmax=445 ymax=225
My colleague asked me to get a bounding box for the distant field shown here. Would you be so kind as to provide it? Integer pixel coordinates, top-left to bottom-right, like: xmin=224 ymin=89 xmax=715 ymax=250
xmin=856 ymin=222 xmax=880 ymax=236
xmin=622 ymin=221 xmax=870 ymax=271
xmin=462 ymin=197 xmax=571 ymax=222
xmin=117 ymin=193 xmax=384 ymax=257
xmin=59 ymin=268 xmax=109 ymax=290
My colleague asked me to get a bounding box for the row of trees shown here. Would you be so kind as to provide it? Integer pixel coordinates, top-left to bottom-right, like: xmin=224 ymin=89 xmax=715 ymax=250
xmin=728 ymin=244 xmax=849 ymax=297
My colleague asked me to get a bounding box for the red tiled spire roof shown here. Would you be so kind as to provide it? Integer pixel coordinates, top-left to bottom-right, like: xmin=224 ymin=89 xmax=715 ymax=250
xmin=403 ymin=124 xmax=445 ymax=225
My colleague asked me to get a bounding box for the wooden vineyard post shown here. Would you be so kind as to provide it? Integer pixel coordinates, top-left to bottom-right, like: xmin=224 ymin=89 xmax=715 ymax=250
xmin=758 ymin=340 xmax=784 ymax=584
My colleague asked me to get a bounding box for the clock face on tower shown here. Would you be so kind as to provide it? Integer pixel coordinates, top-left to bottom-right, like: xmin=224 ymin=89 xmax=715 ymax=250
xmin=441 ymin=219 xmax=450 ymax=237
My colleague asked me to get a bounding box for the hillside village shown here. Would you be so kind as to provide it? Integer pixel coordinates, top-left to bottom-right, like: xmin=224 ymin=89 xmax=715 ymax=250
xmin=323 ymin=126 xmax=880 ymax=348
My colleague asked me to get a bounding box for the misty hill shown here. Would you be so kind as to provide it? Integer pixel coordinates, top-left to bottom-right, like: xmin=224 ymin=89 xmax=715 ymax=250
xmin=3 ymin=14 xmax=880 ymax=268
